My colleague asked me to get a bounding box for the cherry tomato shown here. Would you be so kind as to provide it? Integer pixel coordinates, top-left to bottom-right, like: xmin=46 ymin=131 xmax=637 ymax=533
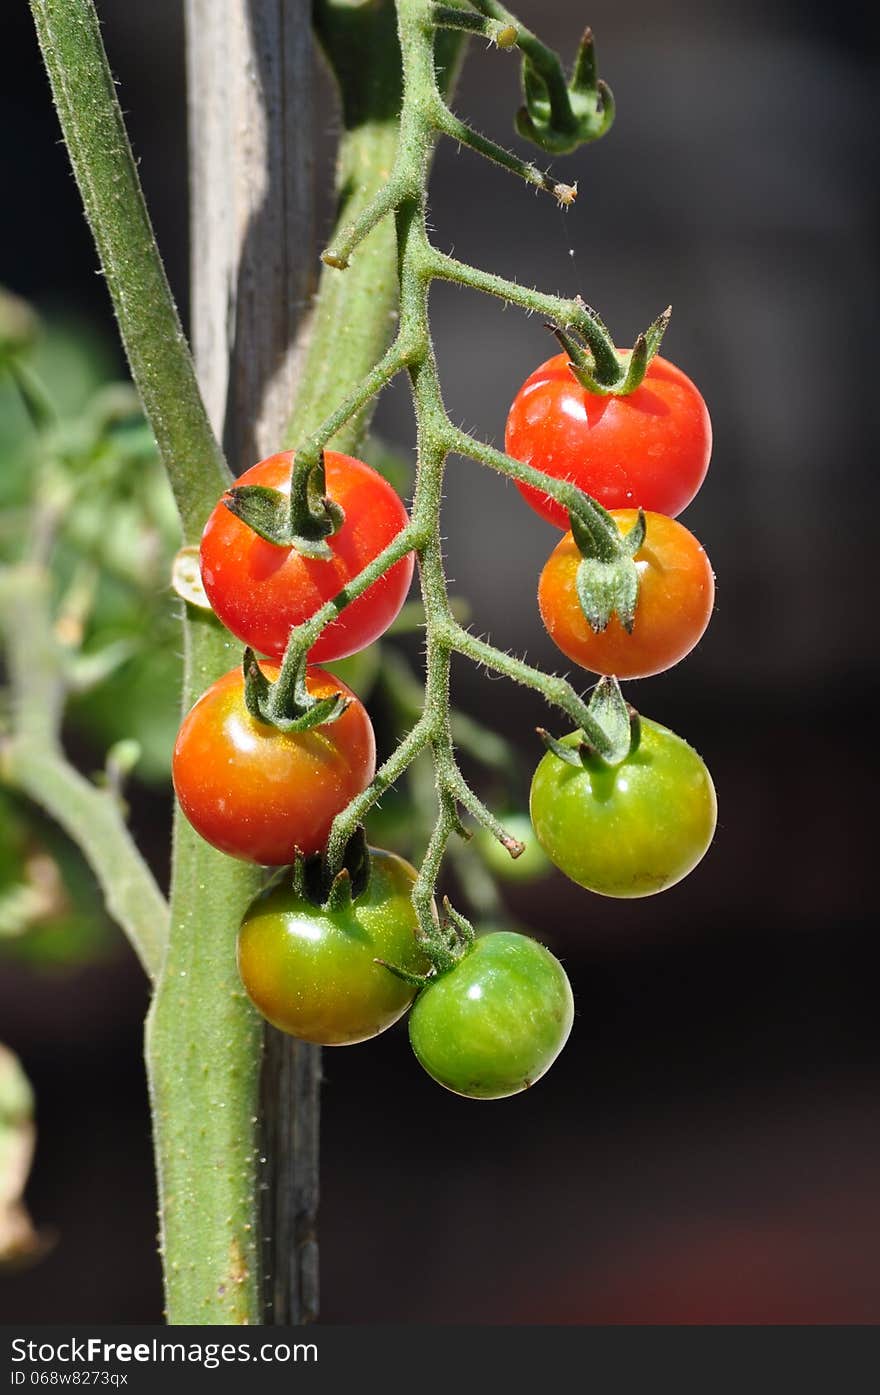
xmin=172 ymin=663 xmax=375 ymax=865
xmin=408 ymin=931 xmax=574 ymax=1099
xmin=506 ymin=353 xmax=711 ymax=526
xmin=200 ymin=451 xmax=415 ymax=663
xmin=539 ymin=509 xmax=715 ymax=679
xmin=237 ymin=849 xmax=430 ymax=1045
xmin=530 ymin=718 xmax=716 ymax=897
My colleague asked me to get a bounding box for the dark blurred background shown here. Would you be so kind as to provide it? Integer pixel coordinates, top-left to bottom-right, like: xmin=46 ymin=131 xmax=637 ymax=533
xmin=2 ymin=0 xmax=879 ymax=1323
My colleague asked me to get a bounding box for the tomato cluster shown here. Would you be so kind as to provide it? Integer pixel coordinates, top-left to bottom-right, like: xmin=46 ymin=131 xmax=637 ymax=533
xmin=170 ymin=341 xmax=717 ymax=1101
xmin=171 ymin=449 xmax=572 ymax=1098
xmin=505 ymin=348 xmax=717 ymax=893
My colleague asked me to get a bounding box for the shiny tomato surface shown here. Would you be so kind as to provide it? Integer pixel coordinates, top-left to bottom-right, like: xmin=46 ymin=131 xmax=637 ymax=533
xmin=539 ymin=509 xmax=715 ymax=679
xmin=408 ymin=931 xmax=574 ymax=1099
xmin=237 ymin=849 xmax=430 ymax=1045
xmin=172 ymin=664 xmax=375 ymax=865
xmin=530 ymin=719 xmax=717 ymax=898
xmin=200 ymin=451 xmax=414 ymax=662
xmin=506 ymin=353 xmax=711 ymax=526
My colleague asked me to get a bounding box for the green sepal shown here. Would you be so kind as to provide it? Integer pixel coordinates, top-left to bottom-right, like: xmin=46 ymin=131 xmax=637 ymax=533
xmin=326 ymin=824 xmax=372 ymax=905
xmin=282 ymin=827 xmax=373 ymax=912
xmin=441 ymin=896 xmax=476 ymax=950
xmin=289 ymin=851 xmax=309 ymax=901
xmin=242 ymin=647 xmax=349 ymax=733
xmin=549 ymin=305 xmax=673 ymax=397
xmin=514 ymin=28 xmax=614 ymax=156
xmin=644 ymin=305 xmax=672 ymax=361
xmin=224 ymin=484 xmax=302 ymax=546
xmin=569 ymin=25 xmax=598 ymax=95
xmin=393 ymin=897 xmax=473 ymax=981
xmin=536 ymin=726 xmax=588 ymax=768
xmin=323 ymin=868 xmax=355 ymax=915
xmin=575 ymin=557 xmax=638 ymax=634
xmin=243 ymin=648 xmax=273 ymax=721
xmin=539 ymin=680 xmax=639 ymax=769
xmin=569 ymin=500 xmax=622 ymax=563
xmin=569 ymin=506 xmax=645 ymax=633
xmin=621 ymin=510 xmax=647 ymax=557
xmin=548 ymin=321 xmax=619 ymax=394
xmin=374 ymin=958 xmax=433 ymax=991
xmin=583 ymin=676 xmax=637 ymax=765
xmin=224 ymin=450 xmax=345 ymax=558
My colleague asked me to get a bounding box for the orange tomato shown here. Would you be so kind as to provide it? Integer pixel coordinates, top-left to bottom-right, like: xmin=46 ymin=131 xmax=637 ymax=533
xmin=172 ymin=664 xmax=375 ymax=864
xmin=538 ymin=509 xmax=714 ymax=679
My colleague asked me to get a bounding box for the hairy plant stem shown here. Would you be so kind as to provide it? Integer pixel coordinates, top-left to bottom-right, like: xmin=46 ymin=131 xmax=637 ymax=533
xmin=281 ymin=0 xmax=630 ymax=915
xmin=147 ymin=612 xmax=264 ymax=1324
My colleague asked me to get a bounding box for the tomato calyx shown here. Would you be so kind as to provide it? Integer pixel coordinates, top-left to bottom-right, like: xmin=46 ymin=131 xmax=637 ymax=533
xmin=243 ymin=647 xmax=349 ymax=733
xmin=224 ymin=449 xmax=345 ymax=559
xmin=538 ymin=675 xmax=640 ymax=768
xmin=284 ymin=824 xmax=374 ymax=911
xmin=549 ymin=306 xmax=671 ymax=396
xmin=377 ymin=896 xmax=475 ymax=991
xmin=515 ymin=27 xmax=615 ymax=155
xmin=568 ymin=503 xmax=646 ymax=634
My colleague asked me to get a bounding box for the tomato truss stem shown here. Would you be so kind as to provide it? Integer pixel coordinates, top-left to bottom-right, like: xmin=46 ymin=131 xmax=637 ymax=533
xmin=277 ymin=0 xmax=647 ymax=935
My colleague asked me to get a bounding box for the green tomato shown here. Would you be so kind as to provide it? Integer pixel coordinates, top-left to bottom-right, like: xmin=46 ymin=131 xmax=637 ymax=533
xmin=475 ymin=813 xmax=551 ymax=883
xmin=530 ymin=717 xmax=717 ymax=898
xmin=237 ymin=848 xmax=430 ymax=1046
xmin=408 ymin=931 xmax=573 ymax=1099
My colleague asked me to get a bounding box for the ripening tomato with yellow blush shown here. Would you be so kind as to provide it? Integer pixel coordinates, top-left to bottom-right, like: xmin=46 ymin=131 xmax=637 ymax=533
xmin=538 ymin=509 xmax=714 ymax=679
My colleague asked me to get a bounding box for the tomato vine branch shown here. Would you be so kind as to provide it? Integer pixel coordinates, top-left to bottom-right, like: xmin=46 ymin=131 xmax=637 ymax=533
xmin=265 ymin=0 xmax=647 ymax=934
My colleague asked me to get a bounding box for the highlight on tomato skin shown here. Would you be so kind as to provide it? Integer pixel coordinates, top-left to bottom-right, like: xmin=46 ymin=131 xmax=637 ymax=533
xmin=199 ymin=450 xmax=415 ymax=664
xmin=171 ymin=663 xmax=376 ymax=866
xmin=408 ymin=931 xmax=574 ymax=1100
xmin=505 ymin=352 xmax=712 ymax=526
xmin=539 ymin=509 xmax=715 ymax=680
xmin=237 ymin=849 xmax=430 ymax=1046
xmin=530 ymin=719 xmax=717 ymax=899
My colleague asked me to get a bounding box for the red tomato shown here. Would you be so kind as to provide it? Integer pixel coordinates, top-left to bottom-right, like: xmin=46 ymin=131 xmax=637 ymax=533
xmin=172 ymin=664 xmax=375 ymax=865
xmin=200 ymin=451 xmax=414 ymax=662
xmin=539 ymin=509 xmax=714 ymax=679
xmin=506 ymin=353 xmax=711 ymax=526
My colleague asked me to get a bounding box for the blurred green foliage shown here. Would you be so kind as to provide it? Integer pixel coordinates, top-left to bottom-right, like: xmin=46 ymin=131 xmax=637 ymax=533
xmin=0 ymin=306 xmax=182 ymax=783
xmin=0 ymin=1041 xmax=43 ymax=1267
xmin=1 ymin=293 xmax=182 ymax=969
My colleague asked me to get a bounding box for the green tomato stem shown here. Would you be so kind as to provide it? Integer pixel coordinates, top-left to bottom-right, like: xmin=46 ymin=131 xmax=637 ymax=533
xmin=145 ymin=610 xmax=264 ymax=1323
xmin=289 ymin=0 xmax=648 ymax=907
xmin=431 ymin=100 xmax=574 ymax=201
